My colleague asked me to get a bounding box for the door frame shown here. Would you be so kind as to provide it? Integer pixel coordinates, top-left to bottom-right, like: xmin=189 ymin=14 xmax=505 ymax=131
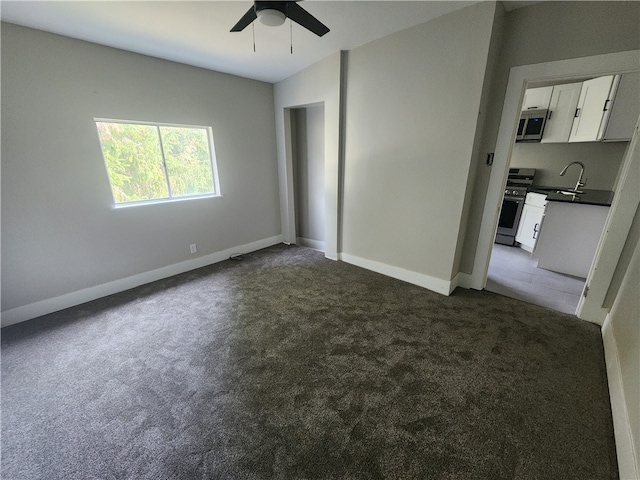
xmin=470 ymin=50 xmax=640 ymax=324
xmin=283 ymin=101 xmax=339 ymax=258
xmin=274 ymin=51 xmax=344 ymax=262
xmin=286 ymin=104 xmax=327 ymax=252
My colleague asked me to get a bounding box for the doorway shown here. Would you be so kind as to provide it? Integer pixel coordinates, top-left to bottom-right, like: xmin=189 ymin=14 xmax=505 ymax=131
xmin=470 ymin=51 xmax=640 ymax=322
xmin=290 ymin=105 xmax=326 ymax=252
xmin=486 ymin=141 xmax=628 ymax=315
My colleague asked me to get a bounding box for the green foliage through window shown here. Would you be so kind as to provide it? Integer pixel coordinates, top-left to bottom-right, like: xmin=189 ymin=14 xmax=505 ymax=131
xmin=96 ymin=120 xmax=218 ymax=205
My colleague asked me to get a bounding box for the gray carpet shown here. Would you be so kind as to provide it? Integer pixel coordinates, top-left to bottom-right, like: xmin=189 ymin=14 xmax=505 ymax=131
xmin=1 ymin=244 xmax=618 ymax=479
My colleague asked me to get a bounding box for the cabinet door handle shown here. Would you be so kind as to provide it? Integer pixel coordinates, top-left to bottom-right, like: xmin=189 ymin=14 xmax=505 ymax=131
xmin=533 ymin=223 xmax=540 ymax=239
xmin=603 ymin=99 xmax=610 ymax=111
xmin=574 ymin=108 xmax=581 ymax=118
xmin=548 ymin=110 xmax=553 ymax=120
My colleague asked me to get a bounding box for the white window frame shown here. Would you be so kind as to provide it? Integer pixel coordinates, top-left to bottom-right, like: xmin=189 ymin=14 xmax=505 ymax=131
xmin=95 ymin=118 xmax=222 ymax=208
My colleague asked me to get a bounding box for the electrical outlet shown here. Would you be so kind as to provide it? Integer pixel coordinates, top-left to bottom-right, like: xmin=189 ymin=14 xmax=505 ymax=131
xmin=190 ymin=244 xmax=197 ymax=254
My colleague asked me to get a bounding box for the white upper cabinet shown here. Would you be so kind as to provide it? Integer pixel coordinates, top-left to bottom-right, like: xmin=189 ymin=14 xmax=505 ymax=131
xmin=520 ymin=73 xmax=638 ymax=144
xmin=541 ymin=83 xmax=582 ymax=143
xmin=568 ymin=75 xmax=616 ymax=143
xmin=600 ymin=72 xmax=640 ymax=142
xmin=522 ymin=86 xmax=553 ymax=111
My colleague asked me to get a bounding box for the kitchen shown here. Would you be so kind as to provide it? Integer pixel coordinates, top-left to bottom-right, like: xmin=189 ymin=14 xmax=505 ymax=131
xmin=487 ymin=72 xmax=638 ymax=314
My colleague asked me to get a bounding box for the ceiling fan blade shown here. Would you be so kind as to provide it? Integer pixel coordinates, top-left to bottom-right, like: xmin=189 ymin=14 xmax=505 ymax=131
xmin=285 ymin=2 xmax=329 ymax=37
xmin=230 ymin=6 xmax=257 ymax=32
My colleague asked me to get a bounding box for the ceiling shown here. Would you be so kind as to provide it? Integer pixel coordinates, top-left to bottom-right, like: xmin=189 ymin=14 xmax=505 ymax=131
xmin=1 ymin=1 xmax=536 ymax=83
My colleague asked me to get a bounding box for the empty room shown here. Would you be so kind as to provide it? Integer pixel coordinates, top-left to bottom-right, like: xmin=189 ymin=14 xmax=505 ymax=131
xmin=1 ymin=1 xmax=639 ymax=479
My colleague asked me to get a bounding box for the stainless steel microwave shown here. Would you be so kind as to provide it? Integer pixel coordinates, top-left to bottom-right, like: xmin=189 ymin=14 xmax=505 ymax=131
xmin=516 ymin=109 xmax=548 ymax=142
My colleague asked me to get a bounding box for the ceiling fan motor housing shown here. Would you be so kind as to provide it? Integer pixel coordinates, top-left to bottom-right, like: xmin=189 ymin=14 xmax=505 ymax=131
xmin=231 ymin=0 xmax=329 ymax=37
xmin=256 ymin=4 xmax=287 ymax=27
xmin=254 ymin=1 xmax=291 ymax=14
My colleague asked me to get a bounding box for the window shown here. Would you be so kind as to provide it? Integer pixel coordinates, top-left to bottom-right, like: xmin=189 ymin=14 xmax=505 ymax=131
xmin=95 ymin=119 xmax=220 ymax=206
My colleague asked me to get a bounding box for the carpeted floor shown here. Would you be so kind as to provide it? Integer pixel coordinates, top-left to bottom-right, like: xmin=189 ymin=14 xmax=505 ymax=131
xmin=1 ymin=244 xmax=618 ymax=479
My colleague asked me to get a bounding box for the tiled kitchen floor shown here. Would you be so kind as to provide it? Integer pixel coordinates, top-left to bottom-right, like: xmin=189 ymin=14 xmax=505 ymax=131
xmin=485 ymin=243 xmax=586 ymax=315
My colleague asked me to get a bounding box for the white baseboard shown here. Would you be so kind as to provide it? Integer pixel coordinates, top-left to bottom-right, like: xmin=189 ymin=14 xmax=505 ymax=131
xmin=577 ymin=294 xmax=608 ymax=325
xmin=602 ymin=314 xmax=640 ymax=480
xmin=296 ymin=237 xmax=325 ymax=252
xmin=1 ymin=235 xmax=283 ymax=328
xmin=340 ymin=253 xmax=454 ymax=296
xmin=454 ymin=272 xmax=475 ymax=290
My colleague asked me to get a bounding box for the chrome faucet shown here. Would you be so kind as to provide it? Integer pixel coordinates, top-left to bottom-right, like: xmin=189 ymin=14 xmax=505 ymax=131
xmin=559 ymin=161 xmax=586 ymax=193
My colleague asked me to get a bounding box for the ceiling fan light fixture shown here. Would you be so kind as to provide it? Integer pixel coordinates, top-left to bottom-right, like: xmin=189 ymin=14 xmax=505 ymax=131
xmin=257 ymin=8 xmax=286 ymax=27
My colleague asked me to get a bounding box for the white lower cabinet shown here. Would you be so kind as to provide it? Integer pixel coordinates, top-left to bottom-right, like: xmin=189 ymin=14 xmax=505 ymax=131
xmin=515 ymin=193 xmax=547 ymax=252
xmin=533 ymin=201 xmax=609 ymax=278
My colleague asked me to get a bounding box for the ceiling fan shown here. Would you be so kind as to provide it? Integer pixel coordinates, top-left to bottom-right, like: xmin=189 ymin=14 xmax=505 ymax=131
xmin=230 ymin=1 xmax=330 ymax=37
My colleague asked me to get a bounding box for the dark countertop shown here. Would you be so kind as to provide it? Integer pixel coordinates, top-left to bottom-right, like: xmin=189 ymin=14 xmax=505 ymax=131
xmin=530 ymin=187 xmax=614 ymax=207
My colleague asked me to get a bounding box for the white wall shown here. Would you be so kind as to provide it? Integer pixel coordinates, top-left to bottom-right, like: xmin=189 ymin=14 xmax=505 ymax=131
xmin=274 ymin=52 xmax=342 ymax=260
xmin=292 ymin=106 xmax=325 ymax=247
xmin=451 ymin=3 xmax=505 ymax=279
xmin=603 ymin=232 xmax=640 ymax=479
xmin=340 ymin=1 xmax=497 ymax=291
xmin=1 ymin=24 xmax=281 ymax=320
xmin=510 ymin=142 xmax=627 ymax=190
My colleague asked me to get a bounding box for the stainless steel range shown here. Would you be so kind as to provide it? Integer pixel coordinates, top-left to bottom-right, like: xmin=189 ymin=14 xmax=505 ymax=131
xmin=495 ymin=168 xmax=536 ymax=246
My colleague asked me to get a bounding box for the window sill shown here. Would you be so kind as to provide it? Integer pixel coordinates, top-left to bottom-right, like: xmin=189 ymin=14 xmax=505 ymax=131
xmin=111 ymin=194 xmax=222 ymax=210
